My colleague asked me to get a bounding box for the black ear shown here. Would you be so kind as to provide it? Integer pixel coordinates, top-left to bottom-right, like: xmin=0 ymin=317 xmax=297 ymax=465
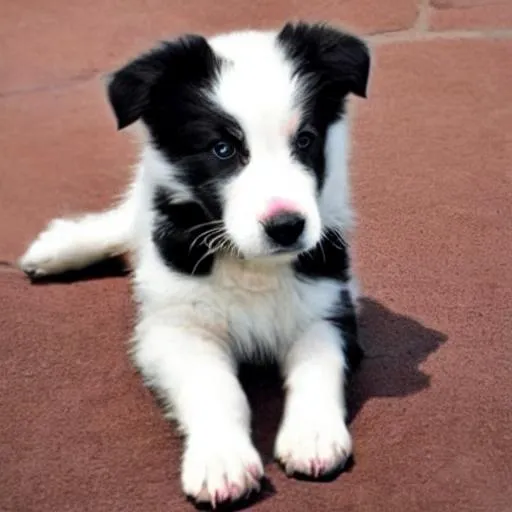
xmin=278 ymin=22 xmax=371 ymax=98
xmin=107 ymin=45 xmax=167 ymax=130
xmin=107 ymin=35 xmax=218 ymax=130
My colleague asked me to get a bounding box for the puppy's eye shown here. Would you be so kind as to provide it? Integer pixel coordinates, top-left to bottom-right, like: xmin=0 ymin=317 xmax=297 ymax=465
xmin=295 ymin=131 xmax=316 ymax=150
xmin=212 ymin=140 xmax=236 ymax=160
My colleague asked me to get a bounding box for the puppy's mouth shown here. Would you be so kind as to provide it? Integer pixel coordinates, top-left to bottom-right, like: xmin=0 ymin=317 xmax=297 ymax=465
xmin=238 ymin=242 xmax=311 ymax=263
xmin=267 ymin=245 xmax=303 ymax=256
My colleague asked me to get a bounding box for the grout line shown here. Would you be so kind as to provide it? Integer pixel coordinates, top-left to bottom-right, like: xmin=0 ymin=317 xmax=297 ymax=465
xmin=414 ymin=0 xmax=431 ymax=32
xmin=0 ymin=71 xmax=102 ymax=99
xmin=0 ymin=262 xmax=20 ymax=275
xmin=432 ymin=0 xmax=512 ymax=11
xmin=368 ymin=28 xmax=512 ymax=44
xmin=365 ymin=26 xmax=413 ymax=38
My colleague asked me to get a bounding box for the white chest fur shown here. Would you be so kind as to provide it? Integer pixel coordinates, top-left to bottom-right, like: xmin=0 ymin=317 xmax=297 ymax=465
xmin=134 ymin=248 xmax=343 ymax=361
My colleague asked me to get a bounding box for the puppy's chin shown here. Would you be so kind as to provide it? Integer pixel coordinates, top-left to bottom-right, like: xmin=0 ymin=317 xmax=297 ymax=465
xmin=246 ymin=251 xmax=299 ymax=265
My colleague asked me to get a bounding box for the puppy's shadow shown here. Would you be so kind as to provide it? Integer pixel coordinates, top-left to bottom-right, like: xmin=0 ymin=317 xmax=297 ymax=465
xmin=25 ymin=256 xmax=130 ymax=284
xmin=239 ymin=297 xmax=447 ymax=463
xmin=346 ymin=298 xmax=447 ymax=423
xmin=24 ymin=262 xmax=447 ymax=479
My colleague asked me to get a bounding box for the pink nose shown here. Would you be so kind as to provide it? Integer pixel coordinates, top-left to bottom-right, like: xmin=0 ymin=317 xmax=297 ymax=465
xmin=260 ymin=198 xmax=300 ymax=221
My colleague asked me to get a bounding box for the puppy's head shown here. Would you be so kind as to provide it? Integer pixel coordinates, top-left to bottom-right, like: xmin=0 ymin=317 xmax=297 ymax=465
xmin=108 ymin=22 xmax=370 ymax=261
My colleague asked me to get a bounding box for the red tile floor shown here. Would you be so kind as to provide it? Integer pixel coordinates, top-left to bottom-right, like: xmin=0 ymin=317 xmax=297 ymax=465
xmin=1 ymin=1 xmax=511 ymax=511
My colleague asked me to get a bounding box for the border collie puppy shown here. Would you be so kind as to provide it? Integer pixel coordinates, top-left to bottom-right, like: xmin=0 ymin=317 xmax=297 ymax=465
xmin=20 ymin=21 xmax=370 ymax=507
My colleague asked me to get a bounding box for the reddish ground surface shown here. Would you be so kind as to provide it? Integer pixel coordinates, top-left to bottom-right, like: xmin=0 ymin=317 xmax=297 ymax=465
xmin=1 ymin=1 xmax=511 ymax=511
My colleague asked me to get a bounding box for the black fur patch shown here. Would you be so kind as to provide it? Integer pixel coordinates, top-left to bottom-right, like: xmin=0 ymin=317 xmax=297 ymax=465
xmin=294 ymin=231 xmax=363 ymax=373
xmin=293 ymin=229 xmax=350 ymax=281
xmin=108 ymin=34 xmax=248 ymax=221
xmin=328 ymin=289 xmax=364 ymax=375
xmin=152 ymin=187 xmax=215 ymax=276
xmin=277 ymin=22 xmax=370 ymax=100
xmin=108 ymin=35 xmax=222 ymax=130
xmin=278 ymin=22 xmax=370 ymax=188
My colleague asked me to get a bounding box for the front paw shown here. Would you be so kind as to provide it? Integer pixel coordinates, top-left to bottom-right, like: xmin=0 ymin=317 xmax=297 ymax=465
xmin=181 ymin=429 xmax=264 ymax=508
xmin=274 ymin=408 xmax=352 ymax=478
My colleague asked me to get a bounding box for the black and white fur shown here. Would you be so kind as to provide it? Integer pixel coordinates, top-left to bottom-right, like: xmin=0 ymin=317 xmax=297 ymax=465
xmin=20 ymin=22 xmax=370 ymax=507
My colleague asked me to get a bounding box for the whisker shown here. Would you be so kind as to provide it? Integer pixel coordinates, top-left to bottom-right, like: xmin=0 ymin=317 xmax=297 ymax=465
xmin=191 ymin=248 xmax=216 ymax=275
xmin=318 ymin=238 xmax=327 ymax=263
xmin=330 ymin=229 xmax=348 ymax=250
xmin=217 ymin=239 xmax=231 ymax=254
xmin=206 ymin=231 xmax=227 ymax=251
xmin=189 ymin=227 xmax=224 ymax=252
xmin=187 ymin=219 xmax=224 ymax=233
xmin=189 ymin=223 xmax=240 ymax=268
xmin=231 ymin=242 xmax=241 ymax=258
xmin=210 ymin=232 xmax=240 ymax=259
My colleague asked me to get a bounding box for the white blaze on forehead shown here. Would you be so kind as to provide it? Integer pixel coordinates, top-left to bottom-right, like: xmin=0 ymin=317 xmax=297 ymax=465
xmin=208 ymin=30 xmax=302 ymax=146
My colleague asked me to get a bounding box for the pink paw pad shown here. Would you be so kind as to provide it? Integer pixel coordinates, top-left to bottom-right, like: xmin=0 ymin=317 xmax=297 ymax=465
xmin=311 ymin=459 xmax=323 ymax=477
xmin=217 ymin=488 xmax=230 ymax=503
xmin=248 ymin=464 xmax=261 ymax=480
xmin=229 ymin=483 xmax=242 ymax=499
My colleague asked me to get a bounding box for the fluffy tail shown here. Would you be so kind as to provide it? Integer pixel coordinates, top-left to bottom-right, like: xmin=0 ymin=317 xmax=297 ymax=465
xmin=19 ymin=192 xmax=135 ymax=278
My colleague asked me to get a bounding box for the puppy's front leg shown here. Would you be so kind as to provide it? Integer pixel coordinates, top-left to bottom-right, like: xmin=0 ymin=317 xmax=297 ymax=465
xmin=275 ymin=321 xmax=352 ymax=478
xmin=133 ymin=321 xmax=263 ymax=506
